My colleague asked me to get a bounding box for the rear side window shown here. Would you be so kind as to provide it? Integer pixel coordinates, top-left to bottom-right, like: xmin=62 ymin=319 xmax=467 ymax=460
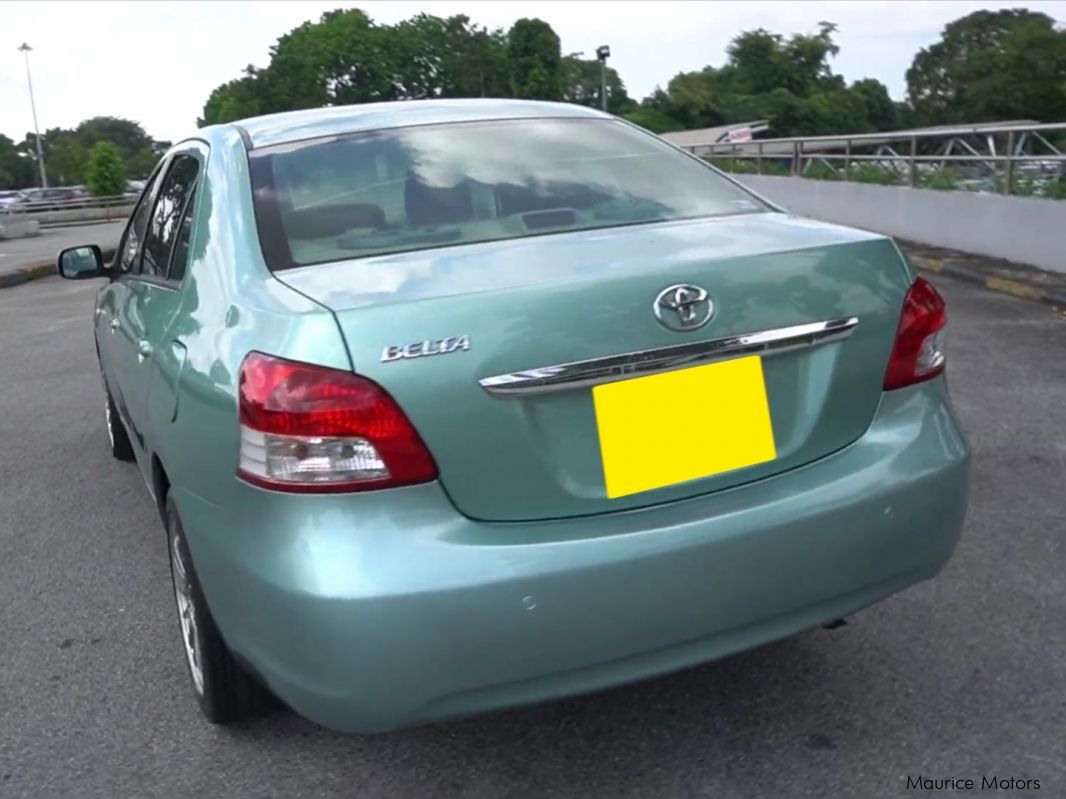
xmin=141 ymin=155 xmax=200 ymax=279
xmin=167 ymin=189 xmax=196 ymax=283
xmin=117 ymin=165 xmax=164 ymax=273
xmin=249 ymin=118 xmax=766 ymax=270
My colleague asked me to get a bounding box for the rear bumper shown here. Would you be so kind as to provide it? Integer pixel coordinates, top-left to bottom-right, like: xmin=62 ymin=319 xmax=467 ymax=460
xmin=175 ymin=378 xmax=969 ymax=733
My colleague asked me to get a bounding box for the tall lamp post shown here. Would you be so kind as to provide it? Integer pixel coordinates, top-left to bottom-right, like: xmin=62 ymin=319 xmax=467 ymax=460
xmin=18 ymin=42 xmax=48 ymax=189
xmin=595 ymin=45 xmax=611 ymax=112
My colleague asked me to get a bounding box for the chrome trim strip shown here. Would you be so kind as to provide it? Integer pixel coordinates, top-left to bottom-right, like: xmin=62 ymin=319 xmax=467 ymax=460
xmin=478 ymin=317 xmax=859 ymax=397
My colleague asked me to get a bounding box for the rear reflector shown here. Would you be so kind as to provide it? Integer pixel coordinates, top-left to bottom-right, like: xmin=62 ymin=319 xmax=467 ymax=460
xmin=883 ymin=276 xmax=947 ymax=390
xmin=237 ymin=352 xmax=437 ymax=492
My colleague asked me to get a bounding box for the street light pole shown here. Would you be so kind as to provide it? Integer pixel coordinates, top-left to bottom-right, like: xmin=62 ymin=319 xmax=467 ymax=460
xmin=595 ymin=45 xmax=611 ymax=112
xmin=17 ymin=43 xmax=48 ymax=189
xmin=599 ymin=61 xmax=607 ymax=111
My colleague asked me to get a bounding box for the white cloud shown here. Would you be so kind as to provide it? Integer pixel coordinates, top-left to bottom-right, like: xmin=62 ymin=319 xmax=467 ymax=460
xmin=2 ymin=0 xmax=1064 ymax=143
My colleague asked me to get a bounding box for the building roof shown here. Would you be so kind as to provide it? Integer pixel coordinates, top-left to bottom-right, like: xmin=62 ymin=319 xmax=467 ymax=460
xmin=660 ymin=122 xmax=770 ymax=148
xmin=686 ymin=119 xmax=1042 ymax=155
xmin=226 ymin=99 xmax=611 ymax=149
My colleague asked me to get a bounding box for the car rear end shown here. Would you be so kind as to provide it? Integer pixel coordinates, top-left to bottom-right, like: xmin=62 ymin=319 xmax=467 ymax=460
xmin=186 ymin=107 xmax=969 ymax=732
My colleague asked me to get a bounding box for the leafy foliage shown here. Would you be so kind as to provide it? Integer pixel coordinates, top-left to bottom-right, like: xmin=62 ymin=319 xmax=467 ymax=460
xmin=907 ymin=9 xmax=1066 ymax=124
xmin=507 ymin=18 xmax=563 ymax=100
xmin=562 ymin=56 xmax=633 ymax=114
xmin=631 ymin=22 xmax=900 ymax=137
xmin=6 ymin=8 xmax=1062 ymax=194
xmin=192 ymin=7 xmax=1066 ymax=143
xmin=622 ymin=105 xmax=685 ymax=134
xmin=848 ymin=164 xmax=903 ymax=185
xmin=0 ymin=117 xmax=166 ymax=190
xmin=0 ymin=134 xmax=36 ymax=189
xmin=200 ymin=70 xmax=265 ymax=127
xmin=198 ymin=10 xmax=521 ymax=126
xmin=84 ymin=141 xmax=126 ymax=196
xmin=917 ymin=167 xmax=962 ymax=191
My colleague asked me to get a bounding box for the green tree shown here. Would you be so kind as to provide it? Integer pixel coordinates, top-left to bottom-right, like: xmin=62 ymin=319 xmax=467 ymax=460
xmin=647 ymin=22 xmax=869 ymax=136
xmin=84 ymin=141 xmax=126 ymax=196
xmin=849 ymin=78 xmax=900 ymax=131
xmin=126 ymin=147 xmax=162 ymax=179
xmin=199 ymin=68 xmax=267 ymax=126
xmin=662 ymin=70 xmax=725 ymax=128
xmin=0 ymin=120 xmax=164 ymax=189
xmin=507 ymin=18 xmax=562 ymax=100
xmin=907 ymin=9 xmax=1066 ymax=124
xmin=45 ymin=134 xmax=88 ymax=185
xmin=436 ymin=16 xmax=510 ymax=98
xmin=198 ymin=11 xmax=514 ymax=127
xmin=76 ymin=117 xmax=154 ymax=156
xmin=265 ymin=9 xmax=398 ymax=108
xmin=727 ymin=22 xmax=842 ymax=98
xmin=562 ymin=56 xmax=633 ymax=113
xmin=622 ymin=105 xmax=685 ymax=133
xmin=73 ymin=117 xmax=162 ymax=180
xmin=0 ymin=134 xmax=36 ymax=189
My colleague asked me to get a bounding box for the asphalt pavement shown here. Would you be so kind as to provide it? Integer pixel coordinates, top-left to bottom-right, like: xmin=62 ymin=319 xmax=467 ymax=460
xmin=0 ymin=220 xmax=124 ymax=276
xmin=0 ymin=273 xmax=1063 ymax=798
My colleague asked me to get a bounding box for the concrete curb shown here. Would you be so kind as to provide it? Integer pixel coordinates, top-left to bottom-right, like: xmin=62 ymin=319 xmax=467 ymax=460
xmin=0 ymin=248 xmax=117 ymax=290
xmin=0 ymin=261 xmax=56 ymax=289
xmin=908 ymin=255 xmax=1066 ymax=309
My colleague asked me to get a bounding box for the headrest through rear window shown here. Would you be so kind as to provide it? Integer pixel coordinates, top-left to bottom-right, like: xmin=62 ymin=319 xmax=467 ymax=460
xmin=283 ymin=203 xmax=385 ymax=240
xmin=405 ymin=170 xmax=474 ymax=226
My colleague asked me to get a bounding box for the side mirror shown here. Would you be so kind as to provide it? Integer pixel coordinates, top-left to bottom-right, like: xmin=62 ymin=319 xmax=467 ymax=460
xmin=57 ymin=245 xmax=106 ymax=280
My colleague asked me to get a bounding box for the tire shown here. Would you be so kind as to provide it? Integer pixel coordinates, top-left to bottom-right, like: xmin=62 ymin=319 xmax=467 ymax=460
xmin=165 ymin=496 xmax=263 ymax=724
xmin=102 ymin=377 xmax=135 ymax=462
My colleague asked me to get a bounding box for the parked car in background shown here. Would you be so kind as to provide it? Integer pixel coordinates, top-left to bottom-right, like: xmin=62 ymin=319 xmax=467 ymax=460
xmin=55 ymin=99 xmax=970 ymax=734
xmin=13 ymin=187 xmax=87 ymax=210
xmin=0 ymin=190 xmax=26 ymax=209
xmin=124 ymin=180 xmax=147 ymax=201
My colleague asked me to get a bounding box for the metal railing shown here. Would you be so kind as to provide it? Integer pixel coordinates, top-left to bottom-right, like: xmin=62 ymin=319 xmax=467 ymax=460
xmin=689 ymin=121 xmax=1066 ymax=198
xmin=0 ymin=194 xmax=135 ymax=215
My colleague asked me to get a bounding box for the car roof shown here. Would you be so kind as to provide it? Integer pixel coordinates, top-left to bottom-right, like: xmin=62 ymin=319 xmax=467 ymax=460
xmin=225 ymin=98 xmax=611 ymax=150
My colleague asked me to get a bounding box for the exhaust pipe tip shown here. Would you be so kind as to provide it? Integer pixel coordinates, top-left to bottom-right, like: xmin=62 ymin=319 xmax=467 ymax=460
xmin=821 ymin=618 xmax=848 ymax=630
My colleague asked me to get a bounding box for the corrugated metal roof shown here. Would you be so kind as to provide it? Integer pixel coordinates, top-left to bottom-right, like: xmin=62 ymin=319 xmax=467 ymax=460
xmin=660 ymin=121 xmax=770 ymax=147
xmin=678 ymin=119 xmax=1043 ymax=155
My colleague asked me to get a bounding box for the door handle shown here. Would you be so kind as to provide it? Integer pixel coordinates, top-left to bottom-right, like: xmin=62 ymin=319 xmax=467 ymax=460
xmin=109 ymin=318 xmax=120 ymax=332
xmin=137 ymin=340 xmax=153 ymax=359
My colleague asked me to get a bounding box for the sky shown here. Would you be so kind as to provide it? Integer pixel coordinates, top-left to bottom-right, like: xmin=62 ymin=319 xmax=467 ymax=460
xmin=2 ymin=0 xmax=1065 ymax=143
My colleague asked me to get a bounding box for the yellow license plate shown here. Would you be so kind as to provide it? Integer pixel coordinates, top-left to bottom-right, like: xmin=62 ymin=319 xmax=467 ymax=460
xmin=593 ymin=355 xmax=776 ymax=498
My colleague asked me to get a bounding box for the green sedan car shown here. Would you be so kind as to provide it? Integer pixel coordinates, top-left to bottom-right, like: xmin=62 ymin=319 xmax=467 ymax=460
xmin=57 ymin=99 xmax=970 ymax=733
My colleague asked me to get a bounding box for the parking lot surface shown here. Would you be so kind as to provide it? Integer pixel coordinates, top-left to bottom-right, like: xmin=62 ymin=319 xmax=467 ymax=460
xmin=0 ymin=273 xmax=1063 ymax=798
xmin=0 ymin=220 xmax=124 ymax=276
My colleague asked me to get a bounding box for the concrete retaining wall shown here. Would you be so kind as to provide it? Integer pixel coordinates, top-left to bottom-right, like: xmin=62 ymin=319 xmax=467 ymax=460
xmin=0 ymin=217 xmax=40 ymax=240
xmin=734 ymin=175 xmax=1065 ymax=274
xmin=31 ymin=205 xmax=135 ymax=227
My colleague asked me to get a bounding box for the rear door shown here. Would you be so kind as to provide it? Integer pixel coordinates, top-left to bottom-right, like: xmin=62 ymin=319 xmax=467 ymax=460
xmin=116 ymin=146 xmax=203 ymax=449
xmin=98 ymin=164 xmax=164 ymax=441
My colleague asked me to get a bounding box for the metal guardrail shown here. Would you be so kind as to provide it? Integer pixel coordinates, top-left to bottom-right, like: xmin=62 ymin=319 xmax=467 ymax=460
xmin=691 ymin=121 xmax=1066 ymax=197
xmin=0 ymin=194 xmax=135 ymax=215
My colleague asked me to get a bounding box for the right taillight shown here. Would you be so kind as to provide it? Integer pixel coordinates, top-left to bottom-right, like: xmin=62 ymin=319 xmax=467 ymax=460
xmin=883 ymin=276 xmax=947 ymax=390
xmin=237 ymin=352 xmax=438 ymax=493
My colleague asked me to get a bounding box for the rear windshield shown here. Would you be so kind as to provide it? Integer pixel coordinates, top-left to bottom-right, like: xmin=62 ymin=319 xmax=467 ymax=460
xmin=248 ymin=117 xmax=767 ymax=269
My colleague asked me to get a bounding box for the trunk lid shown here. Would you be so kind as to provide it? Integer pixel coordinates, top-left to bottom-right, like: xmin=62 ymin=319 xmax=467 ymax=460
xmin=276 ymin=213 xmax=912 ymax=521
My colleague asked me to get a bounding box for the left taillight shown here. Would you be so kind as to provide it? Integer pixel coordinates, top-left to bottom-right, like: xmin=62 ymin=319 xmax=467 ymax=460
xmin=883 ymin=276 xmax=948 ymax=390
xmin=237 ymin=352 xmax=438 ymax=493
